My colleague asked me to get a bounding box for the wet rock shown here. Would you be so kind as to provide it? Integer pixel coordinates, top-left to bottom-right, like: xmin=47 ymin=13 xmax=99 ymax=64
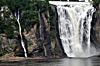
xmin=91 ymin=9 xmax=100 ymax=48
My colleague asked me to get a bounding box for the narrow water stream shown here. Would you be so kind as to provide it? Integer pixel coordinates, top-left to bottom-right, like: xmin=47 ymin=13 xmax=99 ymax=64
xmin=15 ymin=11 xmax=27 ymax=57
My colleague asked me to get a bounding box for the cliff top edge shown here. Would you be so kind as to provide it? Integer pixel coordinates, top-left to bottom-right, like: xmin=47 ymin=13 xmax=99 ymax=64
xmin=49 ymin=1 xmax=91 ymax=5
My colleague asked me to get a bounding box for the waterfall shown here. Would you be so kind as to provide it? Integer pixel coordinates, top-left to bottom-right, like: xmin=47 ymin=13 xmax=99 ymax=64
xmin=38 ymin=8 xmax=47 ymax=56
xmin=56 ymin=3 xmax=99 ymax=57
xmin=15 ymin=11 xmax=27 ymax=57
xmin=85 ymin=0 xmax=88 ymax=2
xmin=38 ymin=8 xmax=42 ymax=40
xmin=67 ymin=0 xmax=69 ymax=2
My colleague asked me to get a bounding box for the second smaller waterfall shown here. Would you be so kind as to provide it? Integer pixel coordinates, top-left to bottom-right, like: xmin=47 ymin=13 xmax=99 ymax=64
xmin=15 ymin=11 xmax=27 ymax=57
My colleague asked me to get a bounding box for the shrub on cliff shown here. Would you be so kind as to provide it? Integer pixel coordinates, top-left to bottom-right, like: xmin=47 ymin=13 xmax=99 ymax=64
xmin=93 ymin=0 xmax=100 ymax=6
xmin=0 ymin=16 xmax=6 ymax=33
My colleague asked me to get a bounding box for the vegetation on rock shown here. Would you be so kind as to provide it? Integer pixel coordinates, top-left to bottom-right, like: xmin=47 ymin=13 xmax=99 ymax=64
xmin=93 ymin=0 xmax=100 ymax=6
xmin=0 ymin=0 xmax=99 ymax=58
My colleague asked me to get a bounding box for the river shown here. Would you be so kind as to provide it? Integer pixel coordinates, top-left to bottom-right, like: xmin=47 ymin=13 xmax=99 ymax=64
xmin=0 ymin=57 xmax=100 ymax=66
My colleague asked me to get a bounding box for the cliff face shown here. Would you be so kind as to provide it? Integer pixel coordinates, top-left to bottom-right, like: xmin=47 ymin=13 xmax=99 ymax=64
xmin=91 ymin=8 xmax=100 ymax=49
xmin=0 ymin=5 xmax=64 ymax=58
xmin=0 ymin=3 xmax=100 ymax=58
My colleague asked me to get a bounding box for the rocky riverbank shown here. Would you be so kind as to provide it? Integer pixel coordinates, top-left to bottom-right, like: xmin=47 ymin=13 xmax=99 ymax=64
xmin=0 ymin=52 xmax=62 ymax=61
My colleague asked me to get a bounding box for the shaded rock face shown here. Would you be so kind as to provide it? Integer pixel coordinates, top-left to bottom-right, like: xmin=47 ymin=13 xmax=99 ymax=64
xmin=91 ymin=9 xmax=100 ymax=48
xmin=27 ymin=12 xmax=53 ymax=57
xmin=26 ymin=11 xmax=65 ymax=58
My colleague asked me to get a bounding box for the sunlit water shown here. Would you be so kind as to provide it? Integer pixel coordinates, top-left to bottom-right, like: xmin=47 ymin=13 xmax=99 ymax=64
xmin=0 ymin=58 xmax=100 ymax=66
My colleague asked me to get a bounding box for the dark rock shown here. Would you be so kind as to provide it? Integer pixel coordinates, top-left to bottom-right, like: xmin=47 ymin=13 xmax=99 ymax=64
xmin=55 ymin=7 xmax=67 ymax=57
xmin=91 ymin=9 xmax=100 ymax=49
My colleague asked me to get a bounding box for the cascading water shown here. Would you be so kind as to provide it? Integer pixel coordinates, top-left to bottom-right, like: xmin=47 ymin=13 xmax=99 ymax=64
xmin=54 ymin=2 xmax=100 ymax=57
xmin=15 ymin=11 xmax=27 ymax=57
xmin=38 ymin=8 xmax=42 ymax=40
xmin=38 ymin=8 xmax=47 ymax=56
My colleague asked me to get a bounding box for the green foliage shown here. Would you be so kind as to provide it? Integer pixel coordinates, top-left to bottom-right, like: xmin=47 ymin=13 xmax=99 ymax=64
xmin=6 ymin=0 xmax=28 ymax=12
xmin=0 ymin=52 xmax=3 ymax=56
xmin=49 ymin=6 xmax=55 ymax=30
xmin=0 ymin=7 xmax=15 ymax=39
xmin=5 ymin=50 xmax=11 ymax=54
xmin=6 ymin=26 xmax=14 ymax=38
xmin=27 ymin=0 xmax=39 ymax=10
xmin=0 ymin=16 xmax=7 ymax=33
xmin=50 ymin=33 xmax=55 ymax=40
xmin=21 ymin=10 xmax=38 ymax=31
xmin=0 ymin=0 xmax=57 ymax=38
xmin=39 ymin=2 xmax=48 ymax=13
xmin=93 ymin=0 xmax=100 ymax=6
xmin=0 ymin=51 xmax=11 ymax=57
xmin=0 ymin=0 xmax=6 ymax=7
xmin=14 ymin=46 xmax=18 ymax=52
xmin=13 ymin=18 xmax=19 ymax=31
xmin=28 ymin=41 xmax=33 ymax=46
xmin=4 ymin=10 xmax=11 ymax=19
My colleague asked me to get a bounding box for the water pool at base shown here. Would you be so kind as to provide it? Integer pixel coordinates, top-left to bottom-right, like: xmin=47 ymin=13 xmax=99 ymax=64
xmin=0 ymin=58 xmax=100 ymax=66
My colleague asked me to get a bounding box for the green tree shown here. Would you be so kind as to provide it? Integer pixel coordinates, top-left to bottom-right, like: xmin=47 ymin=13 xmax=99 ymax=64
xmin=6 ymin=26 xmax=14 ymax=38
xmin=0 ymin=0 xmax=6 ymax=7
xmin=6 ymin=0 xmax=28 ymax=13
xmin=0 ymin=16 xmax=6 ymax=33
xmin=20 ymin=10 xmax=38 ymax=31
xmin=93 ymin=0 xmax=100 ymax=6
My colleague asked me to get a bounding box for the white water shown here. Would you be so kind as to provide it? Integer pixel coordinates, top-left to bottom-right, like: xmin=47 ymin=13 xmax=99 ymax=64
xmin=49 ymin=1 xmax=90 ymax=6
xmin=79 ymin=0 xmax=88 ymax=2
xmin=15 ymin=11 xmax=27 ymax=57
xmin=56 ymin=3 xmax=99 ymax=57
xmin=38 ymin=9 xmax=47 ymax=56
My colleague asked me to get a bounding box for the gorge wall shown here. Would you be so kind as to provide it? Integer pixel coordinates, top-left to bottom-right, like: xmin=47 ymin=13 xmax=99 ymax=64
xmin=91 ymin=6 xmax=100 ymax=53
xmin=0 ymin=5 xmax=64 ymax=58
xmin=0 ymin=1 xmax=100 ymax=58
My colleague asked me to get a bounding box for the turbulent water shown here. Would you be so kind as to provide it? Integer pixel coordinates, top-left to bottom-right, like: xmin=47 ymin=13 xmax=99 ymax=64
xmin=57 ymin=3 xmax=99 ymax=57
xmin=15 ymin=11 xmax=27 ymax=57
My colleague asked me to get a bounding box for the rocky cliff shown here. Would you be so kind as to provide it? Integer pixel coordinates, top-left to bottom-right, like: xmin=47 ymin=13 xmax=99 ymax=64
xmin=0 ymin=5 xmax=64 ymax=58
xmin=91 ymin=6 xmax=100 ymax=50
xmin=0 ymin=2 xmax=100 ymax=58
